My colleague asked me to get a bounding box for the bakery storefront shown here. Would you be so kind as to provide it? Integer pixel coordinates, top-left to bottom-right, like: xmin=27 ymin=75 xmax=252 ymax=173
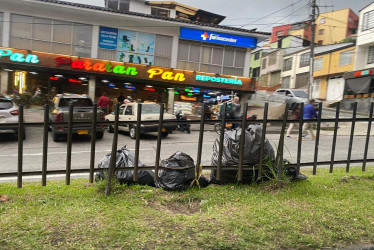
xmin=0 ymin=47 xmax=255 ymax=115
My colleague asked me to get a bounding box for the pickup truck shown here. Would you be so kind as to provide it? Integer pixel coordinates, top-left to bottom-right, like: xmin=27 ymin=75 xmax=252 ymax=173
xmin=50 ymin=94 xmax=105 ymax=142
xmin=267 ymin=89 xmax=314 ymax=108
xmin=105 ymin=103 xmax=177 ymax=139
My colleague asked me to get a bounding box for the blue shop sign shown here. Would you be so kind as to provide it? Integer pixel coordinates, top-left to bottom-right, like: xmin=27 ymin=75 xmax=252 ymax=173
xmin=99 ymin=26 xmax=119 ymax=50
xmin=180 ymin=27 xmax=257 ymax=49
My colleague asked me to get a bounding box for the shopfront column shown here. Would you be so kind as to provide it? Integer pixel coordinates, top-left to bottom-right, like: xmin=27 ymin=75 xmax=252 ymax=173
xmin=167 ymin=88 xmax=175 ymax=114
xmin=88 ymin=76 xmax=96 ymax=101
xmin=0 ymin=69 xmax=9 ymax=94
xmin=240 ymin=93 xmax=249 ymax=113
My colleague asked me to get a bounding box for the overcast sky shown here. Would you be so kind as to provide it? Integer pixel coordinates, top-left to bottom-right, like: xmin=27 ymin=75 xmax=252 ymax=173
xmin=65 ymin=0 xmax=373 ymax=32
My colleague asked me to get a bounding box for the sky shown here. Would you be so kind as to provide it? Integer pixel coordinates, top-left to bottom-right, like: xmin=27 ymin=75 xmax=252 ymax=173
xmin=65 ymin=0 xmax=373 ymax=32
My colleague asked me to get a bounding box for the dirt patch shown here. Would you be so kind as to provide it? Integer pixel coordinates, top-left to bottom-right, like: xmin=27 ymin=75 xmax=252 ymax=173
xmin=148 ymin=199 xmax=201 ymax=215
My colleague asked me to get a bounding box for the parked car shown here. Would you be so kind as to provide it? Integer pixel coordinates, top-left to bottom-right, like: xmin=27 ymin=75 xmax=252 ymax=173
xmin=267 ymin=89 xmax=319 ymax=108
xmin=0 ymin=96 xmax=25 ymax=140
xmin=105 ymin=103 xmax=177 ymax=139
xmin=50 ymin=94 xmax=105 ymax=142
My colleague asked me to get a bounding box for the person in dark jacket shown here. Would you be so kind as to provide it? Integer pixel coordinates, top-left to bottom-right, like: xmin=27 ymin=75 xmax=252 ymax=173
xmin=301 ymin=99 xmax=318 ymax=140
xmin=286 ymin=103 xmax=300 ymax=138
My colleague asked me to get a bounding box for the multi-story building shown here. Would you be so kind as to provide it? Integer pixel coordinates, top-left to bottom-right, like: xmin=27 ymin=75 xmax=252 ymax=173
xmin=315 ymin=8 xmax=358 ymax=45
xmin=343 ymin=2 xmax=374 ymax=112
xmin=313 ymin=43 xmax=355 ymax=101
xmin=0 ymin=0 xmax=269 ymax=113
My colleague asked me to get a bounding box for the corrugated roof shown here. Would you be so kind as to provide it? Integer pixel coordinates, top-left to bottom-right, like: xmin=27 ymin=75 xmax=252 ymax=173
xmin=34 ymin=0 xmax=270 ymax=36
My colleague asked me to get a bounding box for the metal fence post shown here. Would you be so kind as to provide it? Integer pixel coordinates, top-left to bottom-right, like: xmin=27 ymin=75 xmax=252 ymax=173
xmin=258 ymin=103 xmax=269 ymax=180
xmin=17 ymin=105 xmax=24 ymax=188
xmin=65 ymin=103 xmax=73 ymax=185
xmin=42 ymin=104 xmax=49 ymax=186
xmin=89 ymin=104 xmax=98 ymax=183
xmin=216 ymin=103 xmax=227 ymax=181
xmin=133 ymin=103 xmax=142 ymax=182
xmin=296 ymin=102 xmax=304 ymax=175
xmin=277 ymin=104 xmax=289 ymax=184
xmin=329 ymin=102 xmax=340 ymax=173
xmin=238 ymin=105 xmax=248 ymax=182
xmin=105 ymin=104 xmax=120 ymax=196
xmin=312 ymin=102 xmax=323 ymax=175
xmin=363 ymin=102 xmax=374 ymax=172
xmin=346 ymin=102 xmax=357 ymax=173
xmin=154 ymin=104 xmax=164 ymax=182
xmin=196 ymin=103 xmax=206 ymax=181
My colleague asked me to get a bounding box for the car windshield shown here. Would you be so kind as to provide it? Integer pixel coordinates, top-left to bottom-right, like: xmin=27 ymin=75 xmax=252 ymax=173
xmin=58 ymin=98 xmax=93 ymax=107
xmin=0 ymin=100 xmax=13 ymax=110
xmin=141 ymin=104 xmax=160 ymax=114
xmin=292 ymin=90 xmax=308 ymax=98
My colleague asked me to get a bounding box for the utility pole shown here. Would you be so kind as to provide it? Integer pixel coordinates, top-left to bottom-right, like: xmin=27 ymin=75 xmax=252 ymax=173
xmin=308 ymin=0 xmax=317 ymax=100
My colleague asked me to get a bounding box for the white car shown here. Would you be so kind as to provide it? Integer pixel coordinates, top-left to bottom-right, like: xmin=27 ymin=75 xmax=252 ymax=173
xmin=105 ymin=103 xmax=177 ymax=139
xmin=0 ymin=96 xmax=25 ymax=140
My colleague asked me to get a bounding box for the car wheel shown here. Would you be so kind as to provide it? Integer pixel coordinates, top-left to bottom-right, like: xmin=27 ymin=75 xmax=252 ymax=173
xmin=96 ymin=131 xmax=104 ymax=139
xmin=129 ymin=126 xmax=136 ymax=140
xmin=162 ymin=132 xmax=168 ymax=138
xmin=52 ymin=129 xmax=63 ymax=142
xmin=107 ymin=120 xmax=114 ymax=133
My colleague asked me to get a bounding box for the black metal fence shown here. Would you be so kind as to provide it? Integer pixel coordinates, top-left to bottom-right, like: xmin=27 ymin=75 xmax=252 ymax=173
xmin=0 ymin=101 xmax=373 ymax=196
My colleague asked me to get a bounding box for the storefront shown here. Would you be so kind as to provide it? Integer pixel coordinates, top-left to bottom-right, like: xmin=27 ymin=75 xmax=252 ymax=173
xmin=0 ymin=47 xmax=255 ymax=115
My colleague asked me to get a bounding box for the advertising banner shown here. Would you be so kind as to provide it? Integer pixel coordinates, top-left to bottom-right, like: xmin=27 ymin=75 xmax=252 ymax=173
xmin=98 ymin=26 xmax=118 ymax=50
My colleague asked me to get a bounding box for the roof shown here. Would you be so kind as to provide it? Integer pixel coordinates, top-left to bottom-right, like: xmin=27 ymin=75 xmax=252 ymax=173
xmin=34 ymin=0 xmax=270 ymax=36
xmin=360 ymin=1 xmax=374 ymax=12
xmin=315 ymin=42 xmax=355 ymax=56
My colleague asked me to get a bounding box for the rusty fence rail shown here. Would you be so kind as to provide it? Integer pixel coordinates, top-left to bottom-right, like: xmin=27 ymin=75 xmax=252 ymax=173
xmin=0 ymin=102 xmax=373 ymax=196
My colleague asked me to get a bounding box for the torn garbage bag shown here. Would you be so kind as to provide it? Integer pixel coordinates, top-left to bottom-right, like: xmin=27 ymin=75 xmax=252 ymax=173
xmin=95 ymin=146 xmax=155 ymax=186
xmin=155 ymin=152 xmax=209 ymax=191
xmin=211 ymin=125 xmax=275 ymax=183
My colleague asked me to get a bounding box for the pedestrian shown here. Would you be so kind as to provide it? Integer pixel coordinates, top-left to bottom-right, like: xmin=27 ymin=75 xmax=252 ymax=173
xmin=300 ymin=99 xmax=318 ymax=140
xmin=285 ymin=103 xmax=301 ymax=138
xmin=98 ymin=92 xmax=110 ymax=114
xmin=231 ymin=96 xmax=241 ymax=128
xmin=205 ymin=105 xmax=212 ymax=120
xmin=117 ymin=92 xmax=125 ymax=104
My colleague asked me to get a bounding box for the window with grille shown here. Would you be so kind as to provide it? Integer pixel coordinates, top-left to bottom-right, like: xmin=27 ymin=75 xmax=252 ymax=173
xmin=363 ymin=10 xmax=374 ymax=31
xmin=268 ymin=53 xmax=277 ymax=66
xmin=283 ymin=57 xmax=292 ymax=71
xmin=106 ymin=0 xmax=130 ymax=11
xmin=254 ymin=52 xmax=260 ymax=60
xmin=177 ymin=40 xmax=246 ymax=76
xmin=282 ymin=76 xmax=291 ymax=88
xmin=339 ymin=50 xmax=354 ymax=66
xmin=299 ymin=52 xmax=310 ymax=68
xmin=367 ymin=46 xmax=374 ymax=64
xmin=10 ymin=14 xmax=92 ymax=57
xmin=314 ymin=57 xmax=323 ymax=71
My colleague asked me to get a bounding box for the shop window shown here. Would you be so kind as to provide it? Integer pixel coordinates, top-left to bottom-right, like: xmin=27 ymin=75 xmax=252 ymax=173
xmin=339 ymin=50 xmax=354 ymax=66
xmin=283 ymin=57 xmax=293 ymax=71
xmin=362 ymin=10 xmax=374 ymax=31
xmin=177 ymin=40 xmax=245 ymax=76
xmin=299 ymin=52 xmax=310 ymax=68
xmin=367 ymin=46 xmax=374 ymax=64
xmin=10 ymin=14 xmax=92 ymax=56
xmin=314 ymin=57 xmax=323 ymax=71
xmin=282 ymin=76 xmax=291 ymax=88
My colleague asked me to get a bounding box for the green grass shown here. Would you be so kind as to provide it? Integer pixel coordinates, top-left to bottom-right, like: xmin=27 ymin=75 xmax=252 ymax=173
xmin=1 ymin=167 xmax=374 ymax=249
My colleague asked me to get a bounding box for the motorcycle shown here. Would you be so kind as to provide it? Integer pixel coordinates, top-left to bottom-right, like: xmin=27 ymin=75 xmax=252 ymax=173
xmin=214 ymin=114 xmax=257 ymax=135
xmin=175 ymin=110 xmax=191 ymax=134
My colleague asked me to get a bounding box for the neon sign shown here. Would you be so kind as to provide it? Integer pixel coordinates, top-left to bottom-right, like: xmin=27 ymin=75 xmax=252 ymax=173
xmin=0 ymin=49 xmax=39 ymax=64
xmin=55 ymin=57 xmax=138 ymax=76
xmin=147 ymin=68 xmax=186 ymax=82
xmin=195 ymin=75 xmax=242 ymax=85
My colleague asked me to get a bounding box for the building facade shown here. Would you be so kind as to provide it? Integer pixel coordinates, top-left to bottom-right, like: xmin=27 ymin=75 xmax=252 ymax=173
xmin=0 ymin=0 xmax=269 ymax=114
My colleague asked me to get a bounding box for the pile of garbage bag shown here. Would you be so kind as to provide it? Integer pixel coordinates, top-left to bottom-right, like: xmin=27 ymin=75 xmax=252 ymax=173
xmin=95 ymin=146 xmax=155 ymax=186
xmin=155 ymin=151 xmax=209 ymax=191
xmin=211 ymin=125 xmax=299 ymax=183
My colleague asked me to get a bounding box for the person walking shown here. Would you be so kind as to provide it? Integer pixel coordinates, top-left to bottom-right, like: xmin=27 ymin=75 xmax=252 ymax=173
xmin=98 ymin=92 xmax=110 ymax=115
xmin=301 ymin=99 xmax=318 ymax=140
xmin=117 ymin=92 xmax=125 ymax=104
xmin=285 ymin=103 xmax=300 ymax=138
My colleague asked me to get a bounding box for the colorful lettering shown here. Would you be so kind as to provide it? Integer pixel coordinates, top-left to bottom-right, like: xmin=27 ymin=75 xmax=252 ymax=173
xmin=0 ymin=49 xmax=39 ymax=64
xmin=71 ymin=60 xmax=85 ymax=69
xmin=56 ymin=57 xmax=72 ymax=66
xmin=195 ymin=74 xmax=242 ymax=85
xmin=147 ymin=68 xmax=186 ymax=82
xmin=0 ymin=49 xmax=12 ymax=58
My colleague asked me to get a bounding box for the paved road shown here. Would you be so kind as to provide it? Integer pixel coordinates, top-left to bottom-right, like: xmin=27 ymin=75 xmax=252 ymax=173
xmin=0 ymin=108 xmax=372 ymax=182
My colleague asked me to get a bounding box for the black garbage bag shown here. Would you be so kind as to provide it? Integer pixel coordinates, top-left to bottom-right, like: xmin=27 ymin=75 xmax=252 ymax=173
xmin=95 ymin=146 xmax=155 ymax=186
xmin=155 ymin=152 xmax=209 ymax=191
xmin=211 ymin=125 xmax=275 ymax=183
